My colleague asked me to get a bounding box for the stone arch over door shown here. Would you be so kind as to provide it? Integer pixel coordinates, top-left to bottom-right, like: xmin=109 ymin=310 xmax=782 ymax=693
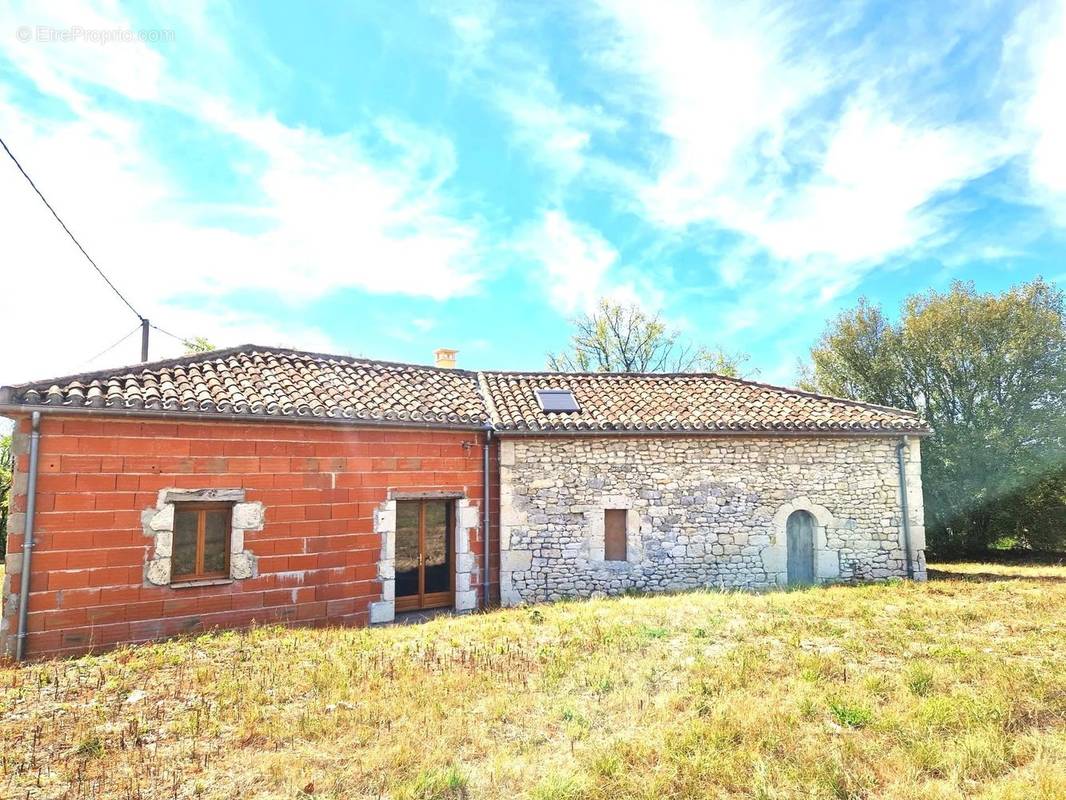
xmin=761 ymin=498 xmax=837 ymax=585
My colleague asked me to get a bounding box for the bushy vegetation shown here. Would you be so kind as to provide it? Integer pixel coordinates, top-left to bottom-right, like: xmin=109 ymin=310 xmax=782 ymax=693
xmin=0 ymin=433 xmax=11 ymax=561
xmin=803 ymin=279 xmax=1066 ymax=556
xmin=2 ymin=563 xmax=1064 ymax=799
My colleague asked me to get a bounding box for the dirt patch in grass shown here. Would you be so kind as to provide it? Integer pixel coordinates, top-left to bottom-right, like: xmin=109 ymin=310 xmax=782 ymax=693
xmin=2 ymin=563 xmax=1064 ymax=799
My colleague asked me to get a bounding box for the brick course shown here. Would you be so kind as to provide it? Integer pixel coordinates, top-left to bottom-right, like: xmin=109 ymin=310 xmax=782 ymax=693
xmin=1 ymin=415 xmax=496 ymax=659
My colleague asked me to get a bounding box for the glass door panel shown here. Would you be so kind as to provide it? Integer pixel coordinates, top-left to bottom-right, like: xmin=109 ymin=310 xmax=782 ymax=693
xmin=422 ymin=501 xmax=451 ymax=598
xmin=395 ymin=501 xmax=421 ymax=603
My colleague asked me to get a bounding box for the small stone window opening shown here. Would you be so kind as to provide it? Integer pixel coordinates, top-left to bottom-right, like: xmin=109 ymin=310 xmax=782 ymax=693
xmin=172 ymin=503 xmax=232 ymax=582
xmin=604 ymin=509 xmax=628 ymax=561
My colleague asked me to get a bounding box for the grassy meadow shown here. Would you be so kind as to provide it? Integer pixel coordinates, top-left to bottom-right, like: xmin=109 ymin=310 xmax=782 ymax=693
xmin=1 ymin=562 xmax=1064 ymax=799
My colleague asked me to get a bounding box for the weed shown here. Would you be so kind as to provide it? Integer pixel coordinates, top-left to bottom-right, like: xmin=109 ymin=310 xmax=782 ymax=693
xmin=827 ymin=699 xmax=873 ymax=728
xmin=394 ymin=766 xmax=468 ymax=800
xmin=639 ymin=625 xmax=668 ymax=639
xmin=73 ymin=734 xmax=105 ymax=758
xmin=904 ymin=662 xmax=936 ymax=697
xmin=530 ymin=772 xmax=588 ymax=800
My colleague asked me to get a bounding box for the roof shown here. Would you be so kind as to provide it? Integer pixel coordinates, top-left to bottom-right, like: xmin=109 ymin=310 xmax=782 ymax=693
xmin=482 ymin=372 xmax=928 ymax=434
xmin=0 ymin=345 xmax=488 ymax=427
xmin=0 ymin=344 xmax=930 ymax=435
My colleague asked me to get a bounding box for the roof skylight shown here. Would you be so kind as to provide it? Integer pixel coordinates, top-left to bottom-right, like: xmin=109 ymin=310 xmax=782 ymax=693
xmin=535 ymin=388 xmax=580 ymax=413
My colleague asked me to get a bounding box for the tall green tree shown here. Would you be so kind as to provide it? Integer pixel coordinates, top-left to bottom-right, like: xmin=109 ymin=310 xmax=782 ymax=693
xmin=548 ymin=299 xmax=748 ymax=376
xmin=802 ymin=279 xmax=1066 ymax=555
xmin=182 ymin=336 xmax=216 ymax=354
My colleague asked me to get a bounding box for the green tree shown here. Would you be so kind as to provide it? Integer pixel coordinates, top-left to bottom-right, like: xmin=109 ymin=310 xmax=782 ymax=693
xmin=803 ymin=279 xmax=1066 ymax=556
xmin=548 ymin=299 xmax=748 ymax=375
xmin=183 ymin=336 xmax=216 ymax=354
xmin=0 ymin=433 xmax=11 ymax=561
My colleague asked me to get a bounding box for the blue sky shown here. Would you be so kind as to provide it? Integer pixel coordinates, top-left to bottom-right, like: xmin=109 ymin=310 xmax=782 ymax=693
xmin=0 ymin=0 xmax=1064 ymax=388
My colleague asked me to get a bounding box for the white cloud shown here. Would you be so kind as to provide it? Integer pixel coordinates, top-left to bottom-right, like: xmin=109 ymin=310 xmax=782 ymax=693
xmin=1008 ymin=0 xmax=1066 ymax=217
xmin=0 ymin=0 xmax=490 ymax=387
xmin=599 ymin=279 xmax=664 ymax=314
xmin=0 ymin=1 xmax=166 ymax=105
xmin=494 ymin=73 xmax=595 ymax=180
xmin=518 ymin=210 xmax=617 ymax=313
xmin=744 ymin=104 xmax=1005 ymax=264
xmin=596 ymin=0 xmax=827 ymax=223
xmin=593 ymin=0 xmax=1012 ymax=284
xmin=442 ymin=2 xmax=617 ymax=188
xmin=186 ymin=106 xmax=483 ymax=301
xmin=516 ymin=210 xmax=669 ymax=317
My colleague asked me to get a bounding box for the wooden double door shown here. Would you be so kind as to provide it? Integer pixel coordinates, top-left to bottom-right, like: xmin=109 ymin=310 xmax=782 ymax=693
xmin=395 ymin=499 xmax=454 ymax=612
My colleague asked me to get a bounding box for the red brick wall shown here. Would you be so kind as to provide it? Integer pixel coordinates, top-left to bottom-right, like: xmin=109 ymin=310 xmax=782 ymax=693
xmin=1 ymin=414 xmax=497 ymax=659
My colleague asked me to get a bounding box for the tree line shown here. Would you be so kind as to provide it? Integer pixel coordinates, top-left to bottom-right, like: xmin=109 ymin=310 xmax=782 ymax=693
xmin=548 ymin=280 xmax=1065 ymax=557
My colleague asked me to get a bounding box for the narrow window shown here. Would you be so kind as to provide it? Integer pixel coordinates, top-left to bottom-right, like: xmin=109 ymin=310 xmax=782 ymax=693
xmin=604 ymin=509 xmax=628 ymax=561
xmin=172 ymin=503 xmax=232 ymax=582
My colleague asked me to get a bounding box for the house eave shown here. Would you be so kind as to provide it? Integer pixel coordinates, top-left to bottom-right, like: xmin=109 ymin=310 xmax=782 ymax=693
xmin=0 ymin=402 xmax=931 ymax=438
xmin=493 ymin=427 xmax=933 ymax=438
xmin=0 ymin=403 xmax=491 ymax=432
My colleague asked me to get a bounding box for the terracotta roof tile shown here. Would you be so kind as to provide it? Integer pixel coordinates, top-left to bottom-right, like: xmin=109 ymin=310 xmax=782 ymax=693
xmin=3 ymin=346 xmax=488 ymax=426
xmin=0 ymin=344 xmax=930 ymax=435
xmin=481 ymin=372 xmax=929 ymax=435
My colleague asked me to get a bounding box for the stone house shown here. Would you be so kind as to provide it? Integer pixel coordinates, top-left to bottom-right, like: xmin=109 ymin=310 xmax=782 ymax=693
xmin=480 ymin=372 xmax=930 ymax=604
xmin=0 ymin=345 xmax=928 ymax=659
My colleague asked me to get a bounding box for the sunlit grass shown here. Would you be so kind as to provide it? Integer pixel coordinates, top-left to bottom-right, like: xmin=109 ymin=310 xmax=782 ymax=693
xmin=2 ymin=562 xmax=1064 ymax=799
xmin=928 ymin=560 xmax=1066 ymax=580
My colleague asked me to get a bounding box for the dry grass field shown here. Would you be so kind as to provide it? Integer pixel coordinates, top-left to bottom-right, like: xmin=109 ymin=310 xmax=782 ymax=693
xmin=2 ymin=562 xmax=1064 ymax=799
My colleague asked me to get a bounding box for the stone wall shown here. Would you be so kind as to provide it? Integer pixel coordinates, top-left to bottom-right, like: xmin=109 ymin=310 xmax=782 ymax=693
xmin=499 ymin=435 xmax=926 ymax=605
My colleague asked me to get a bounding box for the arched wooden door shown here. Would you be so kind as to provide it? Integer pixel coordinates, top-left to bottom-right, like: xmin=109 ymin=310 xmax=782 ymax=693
xmin=786 ymin=510 xmax=816 ymax=586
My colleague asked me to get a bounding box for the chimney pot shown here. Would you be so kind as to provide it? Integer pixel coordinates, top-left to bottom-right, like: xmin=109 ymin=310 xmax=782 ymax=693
xmin=434 ymin=348 xmax=458 ymax=369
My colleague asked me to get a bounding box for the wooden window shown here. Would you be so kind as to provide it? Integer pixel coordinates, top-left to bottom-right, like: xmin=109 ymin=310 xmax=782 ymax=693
xmin=604 ymin=509 xmax=628 ymax=561
xmin=172 ymin=503 xmax=232 ymax=582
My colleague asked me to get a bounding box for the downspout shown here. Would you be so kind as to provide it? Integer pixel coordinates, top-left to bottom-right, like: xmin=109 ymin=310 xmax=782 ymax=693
xmin=15 ymin=411 xmax=42 ymax=661
xmin=482 ymin=427 xmax=493 ymax=610
xmin=896 ymin=437 xmax=915 ymax=580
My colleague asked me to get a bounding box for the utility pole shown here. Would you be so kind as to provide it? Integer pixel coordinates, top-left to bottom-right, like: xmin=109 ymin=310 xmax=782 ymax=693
xmin=140 ymin=318 xmax=149 ymax=362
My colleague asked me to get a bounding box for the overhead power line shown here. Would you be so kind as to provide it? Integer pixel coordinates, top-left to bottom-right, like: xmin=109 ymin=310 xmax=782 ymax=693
xmin=0 ymin=134 xmax=144 ymax=322
xmin=150 ymin=323 xmax=187 ymax=344
xmin=1 ymin=133 xmax=193 ymax=362
xmin=83 ymin=323 xmax=144 ymax=366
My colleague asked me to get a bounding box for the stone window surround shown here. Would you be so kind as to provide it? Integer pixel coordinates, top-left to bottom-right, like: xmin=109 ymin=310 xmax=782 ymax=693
xmin=762 ymin=498 xmax=837 ymax=585
xmin=143 ymin=489 xmax=262 ymax=588
xmin=586 ymin=495 xmax=643 ymax=567
xmin=369 ymin=495 xmax=480 ymax=624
